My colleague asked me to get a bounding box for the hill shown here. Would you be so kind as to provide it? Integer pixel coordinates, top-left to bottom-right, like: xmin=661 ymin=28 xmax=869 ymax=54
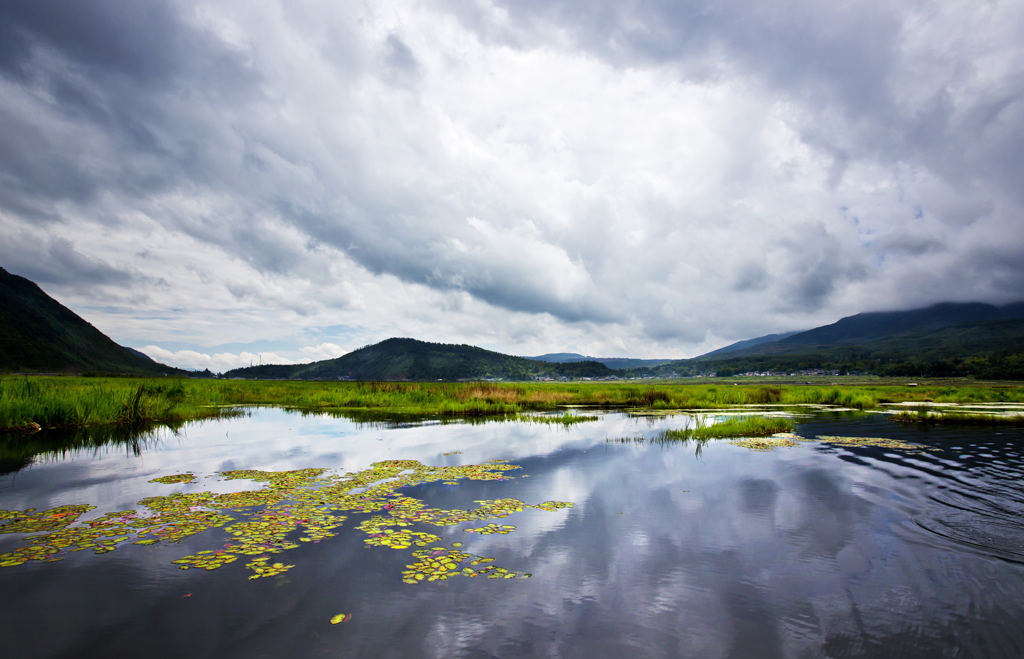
xmin=697 ymin=331 xmax=802 ymax=359
xmin=652 ymin=301 xmax=1024 ymax=378
xmin=529 ymin=352 xmax=673 ymax=369
xmin=0 ymin=267 xmax=181 ymax=375
xmin=710 ymin=302 xmax=1024 ymax=359
xmin=224 ymin=338 xmax=614 ymax=381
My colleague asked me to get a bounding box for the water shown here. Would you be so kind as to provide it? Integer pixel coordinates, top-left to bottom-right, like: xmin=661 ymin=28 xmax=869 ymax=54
xmin=1 ymin=408 xmax=1023 ymax=657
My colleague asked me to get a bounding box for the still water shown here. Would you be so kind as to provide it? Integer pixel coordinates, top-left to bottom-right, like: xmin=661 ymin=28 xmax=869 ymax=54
xmin=1 ymin=409 xmax=1023 ymax=657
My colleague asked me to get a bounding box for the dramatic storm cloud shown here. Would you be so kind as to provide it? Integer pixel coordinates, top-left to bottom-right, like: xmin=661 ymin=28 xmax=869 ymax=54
xmin=2 ymin=0 xmax=1022 ymax=369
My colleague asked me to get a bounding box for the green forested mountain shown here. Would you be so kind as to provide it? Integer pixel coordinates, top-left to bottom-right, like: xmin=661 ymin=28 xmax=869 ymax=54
xmin=651 ymin=302 xmax=1024 ymax=378
xmin=0 ymin=267 xmax=180 ymax=375
xmin=224 ymin=338 xmax=613 ymax=381
xmin=5 ymin=263 xmax=1022 ymax=381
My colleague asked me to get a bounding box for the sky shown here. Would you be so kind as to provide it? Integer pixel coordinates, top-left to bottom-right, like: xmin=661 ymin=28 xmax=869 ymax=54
xmin=1 ymin=1 xmax=1023 ymax=372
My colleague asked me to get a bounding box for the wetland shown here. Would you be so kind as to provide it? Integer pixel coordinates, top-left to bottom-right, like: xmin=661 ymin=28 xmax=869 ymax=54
xmin=2 ymin=402 xmax=1024 ymax=656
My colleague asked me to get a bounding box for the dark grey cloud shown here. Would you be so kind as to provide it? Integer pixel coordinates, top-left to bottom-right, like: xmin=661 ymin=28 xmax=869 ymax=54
xmin=0 ymin=2 xmax=183 ymax=83
xmin=383 ymin=33 xmax=419 ymax=83
xmin=732 ymin=262 xmax=769 ymax=293
xmin=0 ymin=0 xmax=258 ymax=216
xmin=3 ymin=234 xmax=142 ymax=291
xmin=0 ymin=1 xmax=257 ymax=89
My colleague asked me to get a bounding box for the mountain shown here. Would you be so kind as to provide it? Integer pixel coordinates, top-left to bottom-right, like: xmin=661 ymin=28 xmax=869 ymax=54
xmin=695 ymin=302 xmax=1024 ymax=361
xmin=530 ymin=352 xmax=589 ymax=363
xmin=0 ymin=267 xmax=181 ymax=375
xmin=224 ymin=338 xmax=614 ymax=381
xmin=652 ymin=301 xmax=1024 ymax=378
xmin=697 ymin=331 xmax=802 ymax=359
xmin=529 ymin=352 xmax=673 ymax=369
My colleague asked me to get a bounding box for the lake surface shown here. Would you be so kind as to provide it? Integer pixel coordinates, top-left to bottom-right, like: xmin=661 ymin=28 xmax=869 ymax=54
xmin=2 ymin=408 xmax=1023 ymax=657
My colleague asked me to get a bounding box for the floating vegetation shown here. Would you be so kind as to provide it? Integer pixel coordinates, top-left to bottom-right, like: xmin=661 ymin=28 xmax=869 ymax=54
xmin=0 ymin=460 xmax=573 ymax=595
xmin=330 ymin=613 xmax=352 ymax=624
xmin=719 ymin=432 xmax=937 ymax=453
xmin=149 ymin=473 xmax=196 ymax=485
xmin=610 ymin=426 xmax=938 ymax=455
xmin=815 ymin=435 xmax=939 ymax=452
xmin=730 ymin=434 xmax=802 ymax=451
xmin=245 ymin=556 xmax=294 ymax=579
xmin=0 ymin=504 xmax=95 ymax=535
xmin=464 ymin=524 xmax=516 ymax=535
xmin=401 ymin=545 xmax=531 ymax=583
xmin=531 ymin=500 xmax=575 ymax=512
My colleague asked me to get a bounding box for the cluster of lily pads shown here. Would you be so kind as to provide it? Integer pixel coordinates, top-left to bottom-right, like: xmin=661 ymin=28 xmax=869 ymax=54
xmin=148 ymin=473 xmax=196 ymax=485
xmin=729 ymin=436 xmax=801 ymax=451
xmin=813 ymin=435 xmax=940 ymax=452
xmin=400 ymin=543 xmax=528 ymax=583
xmin=0 ymin=459 xmax=574 ymax=588
xmin=464 ymin=523 xmax=516 ymax=535
xmin=729 ymin=433 xmax=939 ymax=453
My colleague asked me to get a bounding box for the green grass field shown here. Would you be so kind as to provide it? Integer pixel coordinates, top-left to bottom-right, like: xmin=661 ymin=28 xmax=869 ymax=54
xmin=3 ymin=375 xmax=1024 ymax=432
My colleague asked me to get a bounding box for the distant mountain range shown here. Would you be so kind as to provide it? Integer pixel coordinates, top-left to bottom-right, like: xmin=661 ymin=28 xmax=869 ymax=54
xmin=2 ymin=267 xmax=1023 ymax=379
xmin=655 ymin=301 xmax=1024 ymax=378
xmin=224 ymin=338 xmax=612 ymax=380
xmin=528 ymin=353 xmax=673 ymax=369
xmin=0 ymin=267 xmax=182 ymax=375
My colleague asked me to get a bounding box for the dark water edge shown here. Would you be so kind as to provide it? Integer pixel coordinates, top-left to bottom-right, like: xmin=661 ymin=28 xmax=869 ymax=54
xmin=1 ymin=409 xmax=1022 ymax=657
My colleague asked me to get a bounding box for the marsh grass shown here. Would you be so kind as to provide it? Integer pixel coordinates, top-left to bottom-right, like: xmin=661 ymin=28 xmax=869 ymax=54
xmin=2 ymin=376 xmax=1024 ymax=432
xmin=656 ymin=415 xmax=795 ymax=442
xmin=892 ymin=409 xmax=1024 ymax=425
xmin=516 ymin=412 xmax=600 ymax=427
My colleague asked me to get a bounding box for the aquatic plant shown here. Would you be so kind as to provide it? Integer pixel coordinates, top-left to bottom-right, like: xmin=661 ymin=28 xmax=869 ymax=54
xmin=148 ymin=473 xmax=195 ymax=484
xmin=892 ymin=410 xmax=1024 ymax=425
xmin=730 ymin=435 xmax=801 ymax=451
xmin=814 ymin=435 xmax=938 ymax=452
xmin=0 ymin=460 xmax=574 ymax=590
xmin=515 ymin=412 xmax=599 ymax=426
xmin=657 ymin=415 xmax=794 ymax=442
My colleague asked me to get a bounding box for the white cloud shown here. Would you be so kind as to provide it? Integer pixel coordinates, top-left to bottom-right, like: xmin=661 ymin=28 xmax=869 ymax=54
xmin=139 ymin=346 xmax=297 ymax=372
xmin=299 ymin=343 xmax=348 ymax=361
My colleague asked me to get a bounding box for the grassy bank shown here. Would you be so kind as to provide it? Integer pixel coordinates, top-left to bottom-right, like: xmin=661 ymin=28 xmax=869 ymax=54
xmin=3 ymin=376 xmax=1024 ymax=432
